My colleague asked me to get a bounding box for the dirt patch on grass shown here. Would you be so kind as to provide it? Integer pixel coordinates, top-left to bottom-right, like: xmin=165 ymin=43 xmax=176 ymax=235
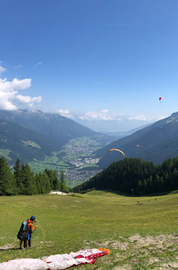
xmin=84 ymin=234 xmax=178 ymax=269
xmin=129 ymin=233 xmax=178 ymax=248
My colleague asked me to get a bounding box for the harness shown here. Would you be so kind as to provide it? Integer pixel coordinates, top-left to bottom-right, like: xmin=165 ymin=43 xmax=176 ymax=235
xmin=17 ymin=220 xmax=31 ymax=241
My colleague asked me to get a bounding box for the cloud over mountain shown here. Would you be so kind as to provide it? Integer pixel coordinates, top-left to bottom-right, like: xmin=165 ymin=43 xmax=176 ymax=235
xmin=57 ymin=109 xmax=166 ymax=132
xmin=0 ymin=63 xmax=42 ymax=110
xmin=58 ymin=108 xmax=161 ymax=122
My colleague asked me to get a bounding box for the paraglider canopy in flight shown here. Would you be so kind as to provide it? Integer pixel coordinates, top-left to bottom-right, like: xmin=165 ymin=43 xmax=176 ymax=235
xmin=159 ymin=97 xmax=162 ymax=102
xmin=108 ymin=148 xmax=125 ymax=157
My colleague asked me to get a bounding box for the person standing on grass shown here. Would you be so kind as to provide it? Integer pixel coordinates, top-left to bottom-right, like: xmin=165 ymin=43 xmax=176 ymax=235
xmin=25 ymin=216 xmax=38 ymax=249
xmin=18 ymin=216 xmax=37 ymax=249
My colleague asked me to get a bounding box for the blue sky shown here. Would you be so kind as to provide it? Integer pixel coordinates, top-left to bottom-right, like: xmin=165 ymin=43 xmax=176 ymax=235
xmin=0 ymin=0 xmax=178 ymax=132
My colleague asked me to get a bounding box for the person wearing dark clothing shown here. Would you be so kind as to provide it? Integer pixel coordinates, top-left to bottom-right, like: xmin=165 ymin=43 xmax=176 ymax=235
xmin=18 ymin=216 xmax=37 ymax=249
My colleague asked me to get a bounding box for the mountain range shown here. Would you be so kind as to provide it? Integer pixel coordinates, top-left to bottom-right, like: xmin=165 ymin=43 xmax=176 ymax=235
xmin=94 ymin=112 xmax=178 ymax=168
xmin=1 ymin=109 xmax=178 ymax=178
xmin=0 ymin=109 xmax=111 ymax=166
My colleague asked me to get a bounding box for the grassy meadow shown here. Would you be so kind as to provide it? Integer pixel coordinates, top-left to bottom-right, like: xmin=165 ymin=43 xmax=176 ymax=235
xmin=1 ymin=191 xmax=178 ymax=269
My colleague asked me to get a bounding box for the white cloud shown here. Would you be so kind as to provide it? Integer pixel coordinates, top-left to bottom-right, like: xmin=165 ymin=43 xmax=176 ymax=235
xmin=79 ymin=110 xmax=112 ymax=121
xmin=34 ymin=61 xmax=42 ymax=68
xmin=128 ymin=115 xmax=163 ymax=121
xmin=58 ymin=109 xmax=70 ymax=115
xmin=0 ymin=78 xmax=31 ymax=92
xmin=58 ymin=109 xmax=163 ymax=123
xmin=57 ymin=109 xmax=75 ymax=119
xmin=129 ymin=115 xmax=148 ymax=121
xmin=0 ymin=64 xmax=42 ymax=110
xmin=58 ymin=109 xmax=115 ymax=121
xmin=77 ymin=110 xmax=164 ymax=123
xmin=16 ymin=95 xmax=42 ymax=103
xmin=101 ymin=109 xmax=109 ymax=113
xmin=0 ymin=65 xmax=6 ymax=75
xmin=0 ymin=90 xmax=18 ymax=110
xmin=14 ymin=64 xmax=24 ymax=69
xmin=78 ymin=110 xmax=126 ymax=121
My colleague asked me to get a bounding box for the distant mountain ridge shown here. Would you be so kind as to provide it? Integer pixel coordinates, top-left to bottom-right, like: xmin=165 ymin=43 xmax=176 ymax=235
xmin=0 ymin=109 xmax=99 ymax=146
xmin=0 ymin=109 xmax=110 ymax=166
xmin=94 ymin=112 xmax=178 ymax=168
xmin=0 ymin=118 xmax=57 ymax=165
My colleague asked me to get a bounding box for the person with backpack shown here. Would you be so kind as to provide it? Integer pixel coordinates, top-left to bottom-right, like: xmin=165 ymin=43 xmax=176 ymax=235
xmin=25 ymin=216 xmax=37 ymax=248
xmin=17 ymin=216 xmax=37 ymax=249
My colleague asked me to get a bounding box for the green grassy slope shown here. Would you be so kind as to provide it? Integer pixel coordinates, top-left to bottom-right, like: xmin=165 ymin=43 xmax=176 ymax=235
xmin=1 ymin=192 xmax=178 ymax=269
xmin=0 ymin=119 xmax=61 ymax=165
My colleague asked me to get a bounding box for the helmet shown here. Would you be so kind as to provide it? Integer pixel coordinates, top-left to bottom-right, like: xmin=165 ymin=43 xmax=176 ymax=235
xmin=30 ymin=216 xmax=35 ymax=221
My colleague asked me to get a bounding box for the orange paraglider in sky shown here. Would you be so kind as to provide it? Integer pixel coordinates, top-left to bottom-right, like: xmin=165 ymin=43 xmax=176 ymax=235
xmin=108 ymin=148 xmax=125 ymax=157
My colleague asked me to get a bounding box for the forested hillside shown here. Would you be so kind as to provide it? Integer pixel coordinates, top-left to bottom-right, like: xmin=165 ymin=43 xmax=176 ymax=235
xmin=94 ymin=112 xmax=178 ymax=168
xmin=72 ymin=157 xmax=178 ymax=196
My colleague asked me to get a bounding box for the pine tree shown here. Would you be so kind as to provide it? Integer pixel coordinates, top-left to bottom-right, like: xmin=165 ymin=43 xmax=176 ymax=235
xmin=0 ymin=156 xmax=16 ymax=195
xmin=13 ymin=158 xmax=23 ymax=194
xmin=45 ymin=169 xmax=54 ymax=189
xmin=42 ymin=172 xmax=51 ymax=193
xmin=35 ymin=172 xmax=44 ymax=194
xmin=60 ymin=170 xmax=68 ymax=192
xmin=21 ymin=164 xmax=36 ymax=195
xmin=53 ymin=170 xmax=60 ymax=190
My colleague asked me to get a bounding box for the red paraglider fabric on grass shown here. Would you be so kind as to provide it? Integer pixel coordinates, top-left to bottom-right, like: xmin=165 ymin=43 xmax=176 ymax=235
xmin=0 ymin=248 xmax=110 ymax=270
xmin=45 ymin=248 xmax=110 ymax=269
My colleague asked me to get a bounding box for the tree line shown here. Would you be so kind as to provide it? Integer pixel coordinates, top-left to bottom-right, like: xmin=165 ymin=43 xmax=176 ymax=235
xmin=72 ymin=157 xmax=178 ymax=195
xmin=0 ymin=157 xmax=69 ymax=196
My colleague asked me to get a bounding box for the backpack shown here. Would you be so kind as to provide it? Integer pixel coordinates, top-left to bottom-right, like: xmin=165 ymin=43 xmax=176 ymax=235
xmin=17 ymin=221 xmax=30 ymax=241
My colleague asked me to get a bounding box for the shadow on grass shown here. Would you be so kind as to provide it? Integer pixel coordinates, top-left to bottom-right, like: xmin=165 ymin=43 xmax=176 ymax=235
xmin=73 ymin=187 xmax=178 ymax=198
xmin=0 ymin=245 xmax=20 ymax=251
xmin=85 ymin=188 xmax=178 ymax=197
